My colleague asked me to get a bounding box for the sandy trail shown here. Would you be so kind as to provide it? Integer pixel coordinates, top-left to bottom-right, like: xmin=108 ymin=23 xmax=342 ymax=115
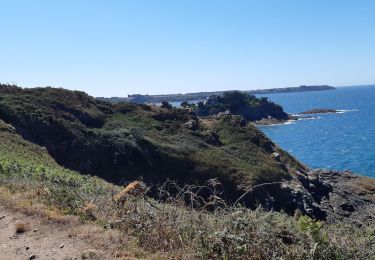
xmin=0 ymin=205 xmax=106 ymax=260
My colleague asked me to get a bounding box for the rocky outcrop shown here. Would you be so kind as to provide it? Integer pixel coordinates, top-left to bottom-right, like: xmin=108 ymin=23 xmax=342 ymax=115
xmin=275 ymin=169 xmax=375 ymax=225
xmin=300 ymin=108 xmax=338 ymax=114
xmin=315 ymin=170 xmax=375 ymax=225
xmin=194 ymin=91 xmax=289 ymax=122
xmin=238 ymin=167 xmax=375 ymax=225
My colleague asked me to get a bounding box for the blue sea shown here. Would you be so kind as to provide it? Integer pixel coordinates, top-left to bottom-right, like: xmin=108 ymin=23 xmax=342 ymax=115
xmin=257 ymin=85 xmax=375 ymax=178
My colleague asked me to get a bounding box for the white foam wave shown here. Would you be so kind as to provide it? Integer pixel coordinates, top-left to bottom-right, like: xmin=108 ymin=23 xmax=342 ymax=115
xmin=259 ymin=120 xmax=296 ymax=126
xmin=284 ymin=120 xmax=296 ymax=125
xmin=297 ymin=116 xmax=321 ymax=121
xmin=336 ymin=109 xmax=358 ymax=114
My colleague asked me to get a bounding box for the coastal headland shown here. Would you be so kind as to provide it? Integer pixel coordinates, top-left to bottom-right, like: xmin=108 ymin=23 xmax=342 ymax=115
xmin=0 ymin=84 xmax=373 ymax=259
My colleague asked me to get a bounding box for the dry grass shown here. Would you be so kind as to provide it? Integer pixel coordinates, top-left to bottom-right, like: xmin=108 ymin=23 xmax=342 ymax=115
xmin=71 ymin=225 xmax=128 ymax=255
xmin=356 ymin=177 xmax=375 ymax=192
xmin=14 ymin=222 xmax=30 ymax=233
xmin=113 ymin=181 xmax=147 ymax=205
xmin=199 ymin=118 xmax=216 ymax=129
xmin=350 ymin=177 xmax=375 ymax=199
xmin=0 ymin=185 xmax=145 ymax=258
xmin=1 ymin=177 xmax=374 ymax=259
xmin=0 ymin=187 xmax=76 ymax=225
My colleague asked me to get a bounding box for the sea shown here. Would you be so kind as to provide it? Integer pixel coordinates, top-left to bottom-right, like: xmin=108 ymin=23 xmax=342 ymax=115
xmin=257 ymin=85 xmax=375 ymax=178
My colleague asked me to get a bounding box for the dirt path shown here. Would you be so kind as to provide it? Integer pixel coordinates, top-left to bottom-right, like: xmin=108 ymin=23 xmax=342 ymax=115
xmin=0 ymin=205 xmax=107 ymax=260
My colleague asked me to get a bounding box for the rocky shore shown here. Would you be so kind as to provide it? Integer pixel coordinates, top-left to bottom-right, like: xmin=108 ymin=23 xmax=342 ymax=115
xmin=276 ymin=169 xmax=375 ymax=225
xmin=315 ymin=170 xmax=375 ymax=225
xmin=252 ymin=117 xmax=291 ymax=125
xmin=252 ymin=114 xmax=304 ymax=125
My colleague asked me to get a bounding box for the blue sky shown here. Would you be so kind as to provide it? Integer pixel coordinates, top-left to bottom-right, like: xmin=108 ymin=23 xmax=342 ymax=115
xmin=1 ymin=0 xmax=375 ymax=97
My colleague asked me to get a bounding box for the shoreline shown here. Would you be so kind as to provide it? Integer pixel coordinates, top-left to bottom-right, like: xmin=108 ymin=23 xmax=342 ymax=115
xmin=253 ymin=115 xmax=317 ymax=126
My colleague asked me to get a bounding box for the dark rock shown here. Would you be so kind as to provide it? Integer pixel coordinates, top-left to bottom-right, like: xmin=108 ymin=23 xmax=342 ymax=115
xmin=300 ymin=108 xmax=338 ymax=114
xmin=204 ymin=132 xmax=221 ymax=146
xmin=339 ymin=203 xmax=355 ymax=212
xmin=249 ymin=169 xmax=375 ymax=224
xmin=308 ymin=170 xmax=375 ymax=224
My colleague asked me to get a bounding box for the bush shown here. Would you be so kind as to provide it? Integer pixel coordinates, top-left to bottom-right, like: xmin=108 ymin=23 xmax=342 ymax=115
xmin=161 ymin=101 xmax=172 ymax=109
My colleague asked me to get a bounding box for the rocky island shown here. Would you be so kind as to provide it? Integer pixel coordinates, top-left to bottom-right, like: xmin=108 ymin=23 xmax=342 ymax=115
xmin=0 ymin=84 xmax=373 ymax=259
xmin=300 ymin=108 xmax=339 ymax=114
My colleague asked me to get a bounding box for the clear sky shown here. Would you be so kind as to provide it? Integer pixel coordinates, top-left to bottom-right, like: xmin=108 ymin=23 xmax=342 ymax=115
xmin=1 ymin=0 xmax=375 ymax=97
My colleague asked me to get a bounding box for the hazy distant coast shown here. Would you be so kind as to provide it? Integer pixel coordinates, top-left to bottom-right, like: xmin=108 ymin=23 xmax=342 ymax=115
xmin=98 ymin=85 xmax=335 ymax=104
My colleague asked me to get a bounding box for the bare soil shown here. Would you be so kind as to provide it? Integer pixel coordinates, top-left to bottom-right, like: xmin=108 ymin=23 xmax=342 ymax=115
xmin=0 ymin=205 xmax=108 ymax=260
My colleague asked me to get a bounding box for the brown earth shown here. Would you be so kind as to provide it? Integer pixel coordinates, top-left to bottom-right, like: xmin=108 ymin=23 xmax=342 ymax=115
xmin=0 ymin=205 xmax=113 ymax=260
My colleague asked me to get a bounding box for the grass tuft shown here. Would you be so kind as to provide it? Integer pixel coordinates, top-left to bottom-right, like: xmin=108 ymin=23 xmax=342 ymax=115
xmin=15 ymin=222 xmax=30 ymax=233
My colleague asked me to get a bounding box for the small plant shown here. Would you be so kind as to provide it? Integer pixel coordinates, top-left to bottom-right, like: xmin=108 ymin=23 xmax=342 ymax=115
xmin=298 ymin=215 xmax=327 ymax=245
xmin=298 ymin=215 xmax=335 ymax=258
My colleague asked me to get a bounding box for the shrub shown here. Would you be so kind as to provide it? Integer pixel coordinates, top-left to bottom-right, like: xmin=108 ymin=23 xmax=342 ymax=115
xmin=161 ymin=101 xmax=172 ymax=109
xmin=15 ymin=222 xmax=30 ymax=233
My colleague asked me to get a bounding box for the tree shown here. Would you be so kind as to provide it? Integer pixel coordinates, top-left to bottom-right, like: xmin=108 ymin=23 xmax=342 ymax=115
xmin=219 ymin=91 xmax=249 ymax=112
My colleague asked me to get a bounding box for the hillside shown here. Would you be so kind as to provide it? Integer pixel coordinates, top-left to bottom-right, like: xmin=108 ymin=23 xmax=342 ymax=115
xmin=0 ymin=110 xmax=374 ymax=259
xmin=0 ymin=85 xmax=304 ymax=211
xmin=0 ymin=84 xmax=374 ymax=258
